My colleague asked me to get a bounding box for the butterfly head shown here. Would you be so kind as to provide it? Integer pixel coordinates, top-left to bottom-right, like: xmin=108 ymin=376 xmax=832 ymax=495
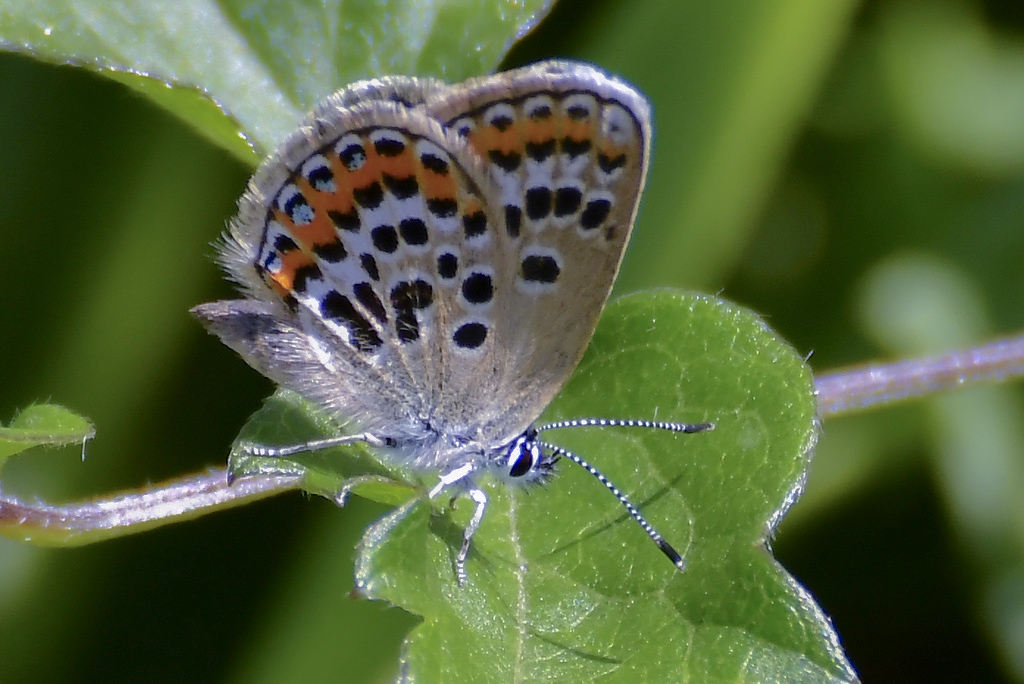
xmin=491 ymin=427 xmax=557 ymax=485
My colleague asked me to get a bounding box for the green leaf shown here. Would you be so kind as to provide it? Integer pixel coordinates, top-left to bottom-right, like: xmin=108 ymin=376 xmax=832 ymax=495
xmin=0 ymin=0 xmax=554 ymax=159
xmin=0 ymin=404 xmax=95 ymax=465
xmin=229 ymin=291 xmax=851 ymax=681
xmin=357 ymin=291 xmax=849 ymax=681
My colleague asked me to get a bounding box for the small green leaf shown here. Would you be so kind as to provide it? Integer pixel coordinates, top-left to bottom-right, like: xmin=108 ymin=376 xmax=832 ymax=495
xmin=0 ymin=0 xmax=554 ymax=157
xmin=0 ymin=404 xmax=95 ymax=465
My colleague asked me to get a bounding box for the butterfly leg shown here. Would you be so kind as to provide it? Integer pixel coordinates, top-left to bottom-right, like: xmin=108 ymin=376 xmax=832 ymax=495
xmin=454 ymin=486 xmax=487 ymax=586
xmin=334 ymin=474 xmax=404 ymax=507
xmin=428 ymin=463 xmax=486 ymax=585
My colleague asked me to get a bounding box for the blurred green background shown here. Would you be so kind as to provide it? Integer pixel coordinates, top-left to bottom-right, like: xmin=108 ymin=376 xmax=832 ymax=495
xmin=2 ymin=0 xmax=1024 ymax=681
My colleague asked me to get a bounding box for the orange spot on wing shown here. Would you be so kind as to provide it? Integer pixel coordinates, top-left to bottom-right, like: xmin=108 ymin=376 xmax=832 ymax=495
xmin=271 ymin=208 xmax=291 ymax=228
xmin=470 ymin=126 xmax=521 ymax=156
xmin=327 ymin=157 xmax=356 ymax=214
xmin=271 ymin=207 xmax=330 ymax=252
xmin=265 ymin=249 xmax=314 ymax=293
xmin=562 ymin=119 xmax=594 ymax=144
xmin=290 ymin=181 xmax=345 ymax=247
xmin=599 ymin=141 xmax=628 ymax=163
xmin=379 ymin=147 xmax=417 ymax=178
xmin=346 ymin=147 xmax=384 ymax=189
xmin=296 ymin=214 xmax=338 ymax=249
xmin=420 ymin=162 xmax=458 ymax=202
xmin=524 ymin=119 xmax=555 ymax=144
xmin=267 ymin=275 xmax=291 ymax=299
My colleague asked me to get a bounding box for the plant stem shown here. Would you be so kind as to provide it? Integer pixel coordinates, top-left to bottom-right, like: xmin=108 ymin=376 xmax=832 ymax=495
xmin=0 ymin=469 xmax=301 ymax=545
xmin=816 ymin=333 xmax=1024 ymax=416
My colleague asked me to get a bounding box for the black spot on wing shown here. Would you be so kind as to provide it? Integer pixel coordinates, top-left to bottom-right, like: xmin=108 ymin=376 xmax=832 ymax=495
xmin=328 ymin=208 xmax=360 ymax=232
xmin=454 ymin=322 xmax=487 ymax=349
xmin=353 ymin=282 xmax=387 ymax=323
xmin=437 ymin=252 xmax=458 ymax=279
xmin=321 ymin=291 xmax=382 ymax=353
xmin=399 ymin=217 xmax=428 ymax=245
xmin=354 ymin=181 xmax=384 ymax=209
xmin=521 ymin=255 xmax=560 ymax=284
xmin=461 ymin=272 xmax=493 ymax=304
xmin=360 ymin=253 xmax=380 ymax=281
xmin=463 ymin=211 xmax=487 ymax=239
xmin=504 ymin=205 xmax=522 ymax=237
xmin=313 ymin=240 xmax=347 ymax=263
xmin=580 ymin=198 xmax=612 ymax=231
xmin=371 ymin=225 xmax=399 ymax=253
xmin=525 ymin=187 xmax=552 ymax=221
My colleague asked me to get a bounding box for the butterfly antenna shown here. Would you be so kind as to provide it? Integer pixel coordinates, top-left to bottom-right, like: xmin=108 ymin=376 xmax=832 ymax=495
xmin=537 ymin=417 xmax=713 ymax=434
xmin=537 ymin=439 xmax=688 ymax=571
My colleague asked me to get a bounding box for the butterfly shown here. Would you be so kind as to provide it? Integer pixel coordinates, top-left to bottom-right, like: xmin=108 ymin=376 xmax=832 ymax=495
xmin=192 ymin=60 xmax=712 ymax=584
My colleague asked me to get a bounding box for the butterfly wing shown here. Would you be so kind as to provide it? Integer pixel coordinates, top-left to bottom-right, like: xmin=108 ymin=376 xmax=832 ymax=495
xmin=193 ymin=62 xmax=651 ymax=456
xmin=423 ymin=62 xmax=652 ymax=447
xmin=195 ymin=77 xmax=495 ymax=441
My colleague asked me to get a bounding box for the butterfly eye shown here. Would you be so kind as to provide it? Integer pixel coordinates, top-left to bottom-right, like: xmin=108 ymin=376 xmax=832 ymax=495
xmin=506 ymin=436 xmax=540 ymax=478
xmin=507 ymin=450 xmax=533 ymax=478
